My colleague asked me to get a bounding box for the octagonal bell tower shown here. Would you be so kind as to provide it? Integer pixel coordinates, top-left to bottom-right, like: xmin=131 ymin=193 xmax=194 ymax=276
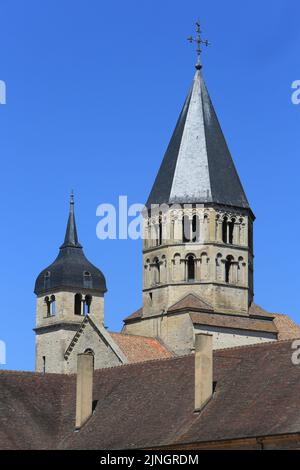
xmin=141 ymin=64 xmax=254 ymax=319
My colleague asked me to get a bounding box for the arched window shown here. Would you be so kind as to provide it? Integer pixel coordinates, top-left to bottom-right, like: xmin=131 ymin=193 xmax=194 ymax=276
xmin=44 ymin=296 xmax=51 ymax=317
xmin=74 ymin=293 xmax=82 ymax=316
xmin=84 ymin=348 xmax=94 ymax=356
xmin=84 ymin=295 xmax=92 ymax=315
xmin=158 ymin=215 xmax=163 ymax=246
xmin=191 ymin=214 xmax=200 ymax=242
xmin=225 ymin=256 xmax=234 ymax=283
xmin=187 ymin=255 xmax=195 ymax=282
xmin=228 ymin=218 xmax=235 ymax=245
xmin=182 ymin=215 xmax=190 ymax=242
xmin=238 ymin=256 xmax=245 ymax=285
xmin=50 ymin=295 xmax=56 ymax=316
xmin=83 ymin=271 xmax=92 ymax=289
xmin=222 ymin=216 xmax=228 ymax=243
xmin=222 ymin=217 xmax=235 ymax=245
xmin=203 ymin=214 xmax=209 ymax=240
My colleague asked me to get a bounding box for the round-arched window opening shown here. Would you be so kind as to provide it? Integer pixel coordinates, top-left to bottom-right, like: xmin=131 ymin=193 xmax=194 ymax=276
xmin=44 ymin=296 xmax=51 ymax=317
xmin=50 ymin=295 xmax=56 ymax=316
xmin=222 ymin=216 xmax=228 ymax=243
xmin=84 ymin=294 xmax=92 ymax=315
xmin=74 ymin=293 xmax=82 ymax=316
xmin=187 ymin=255 xmax=195 ymax=281
xmin=84 ymin=348 xmax=94 ymax=356
xmin=225 ymin=255 xmax=234 ymax=284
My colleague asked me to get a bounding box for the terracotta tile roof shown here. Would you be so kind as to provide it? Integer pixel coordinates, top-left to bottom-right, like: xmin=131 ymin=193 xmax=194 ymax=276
xmin=249 ymin=303 xmax=300 ymax=339
xmin=190 ymin=311 xmax=278 ymax=334
xmin=249 ymin=302 xmax=275 ymax=318
xmin=1 ymin=340 xmax=300 ymax=449
xmin=273 ymin=314 xmax=300 ymax=340
xmin=168 ymin=293 xmax=214 ymax=313
xmin=110 ymin=333 xmax=173 ymax=363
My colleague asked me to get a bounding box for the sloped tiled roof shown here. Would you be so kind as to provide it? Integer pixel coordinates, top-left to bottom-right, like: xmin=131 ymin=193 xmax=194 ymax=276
xmin=190 ymin=311 xmax=278 ymax=334
xmin=2 ymin=340 xmax=300 ymax=449
xmin=249 ymin=302 xmax=275 ymax=319
xmin=64 ymin=340 xmax=300 ymax=449
xmin=273 ymin=314 xmax=300 ymax=340
xmin=168 ymin=293 xmax=214 ymax=313
xmin=110 ymin=333 xmax=173 ymax=363
xmin=249 ymin=303 xmax=300 ymax=340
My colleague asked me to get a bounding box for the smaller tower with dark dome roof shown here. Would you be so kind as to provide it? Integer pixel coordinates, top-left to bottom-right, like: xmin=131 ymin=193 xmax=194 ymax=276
xmin=34 ymin=193 xmax=107 ymax=373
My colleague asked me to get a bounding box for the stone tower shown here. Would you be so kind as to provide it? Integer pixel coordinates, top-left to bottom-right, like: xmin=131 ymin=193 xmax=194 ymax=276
xmin=141 ymin=66 xmax=254 ymax=318
xmin=34 ymin=194 xmax=107 ymax=373
xmin=123 ymin=62 xmax=277 ymax=352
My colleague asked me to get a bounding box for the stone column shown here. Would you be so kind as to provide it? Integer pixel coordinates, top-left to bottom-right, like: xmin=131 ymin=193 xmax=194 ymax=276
xmin=174 ymin=215 xmax=183 ymax=243
xmin=216 ymin=218 xmax=222 ymax=242
xmin=209 ymin=211 xmax=215 ymax=241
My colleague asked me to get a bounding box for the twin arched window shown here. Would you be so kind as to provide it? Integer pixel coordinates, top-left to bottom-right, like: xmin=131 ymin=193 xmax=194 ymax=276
xmin=222 ymin=217 xmax=235 ymax=244
xmin=182 ymin=215 xmax=200 ymax=243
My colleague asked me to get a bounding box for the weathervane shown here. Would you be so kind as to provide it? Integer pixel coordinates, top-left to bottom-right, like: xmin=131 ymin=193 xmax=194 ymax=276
xmin=187 ymin=21 xmax=210 ymax=69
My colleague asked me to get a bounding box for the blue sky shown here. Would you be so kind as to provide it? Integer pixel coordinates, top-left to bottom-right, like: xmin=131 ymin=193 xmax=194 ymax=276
xmin=0 ymin=0 xmax=299 ymax=370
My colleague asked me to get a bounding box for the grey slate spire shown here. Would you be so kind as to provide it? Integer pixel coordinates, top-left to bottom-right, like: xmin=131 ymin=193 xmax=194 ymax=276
xmin=146 ymin=69 xmax=250 ymax=210
xmin=61 ymin=191 xmax=82 ymax=249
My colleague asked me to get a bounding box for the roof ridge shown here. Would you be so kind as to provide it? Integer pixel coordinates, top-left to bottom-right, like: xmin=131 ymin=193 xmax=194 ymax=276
xmin=214 ymin=337 xmax=300 ymax=354
xmin=93 ymin=351 xmax=192 ymax=374
xmin=110 ymin=331 xmax=171 ymax=342
xmin=0 ymin=369 xmax=73 ymax=377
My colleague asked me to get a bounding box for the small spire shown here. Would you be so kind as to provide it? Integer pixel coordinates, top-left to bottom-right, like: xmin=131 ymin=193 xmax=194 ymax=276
xmin=60 ymin=191 xmax=82 ymax=249
xmin=187 ymin=21 xmax=210 ymax=70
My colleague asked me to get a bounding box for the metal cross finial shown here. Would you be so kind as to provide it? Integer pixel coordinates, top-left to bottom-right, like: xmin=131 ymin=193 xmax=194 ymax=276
xmin=187 ymin=21 xmax=210 ymax=70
